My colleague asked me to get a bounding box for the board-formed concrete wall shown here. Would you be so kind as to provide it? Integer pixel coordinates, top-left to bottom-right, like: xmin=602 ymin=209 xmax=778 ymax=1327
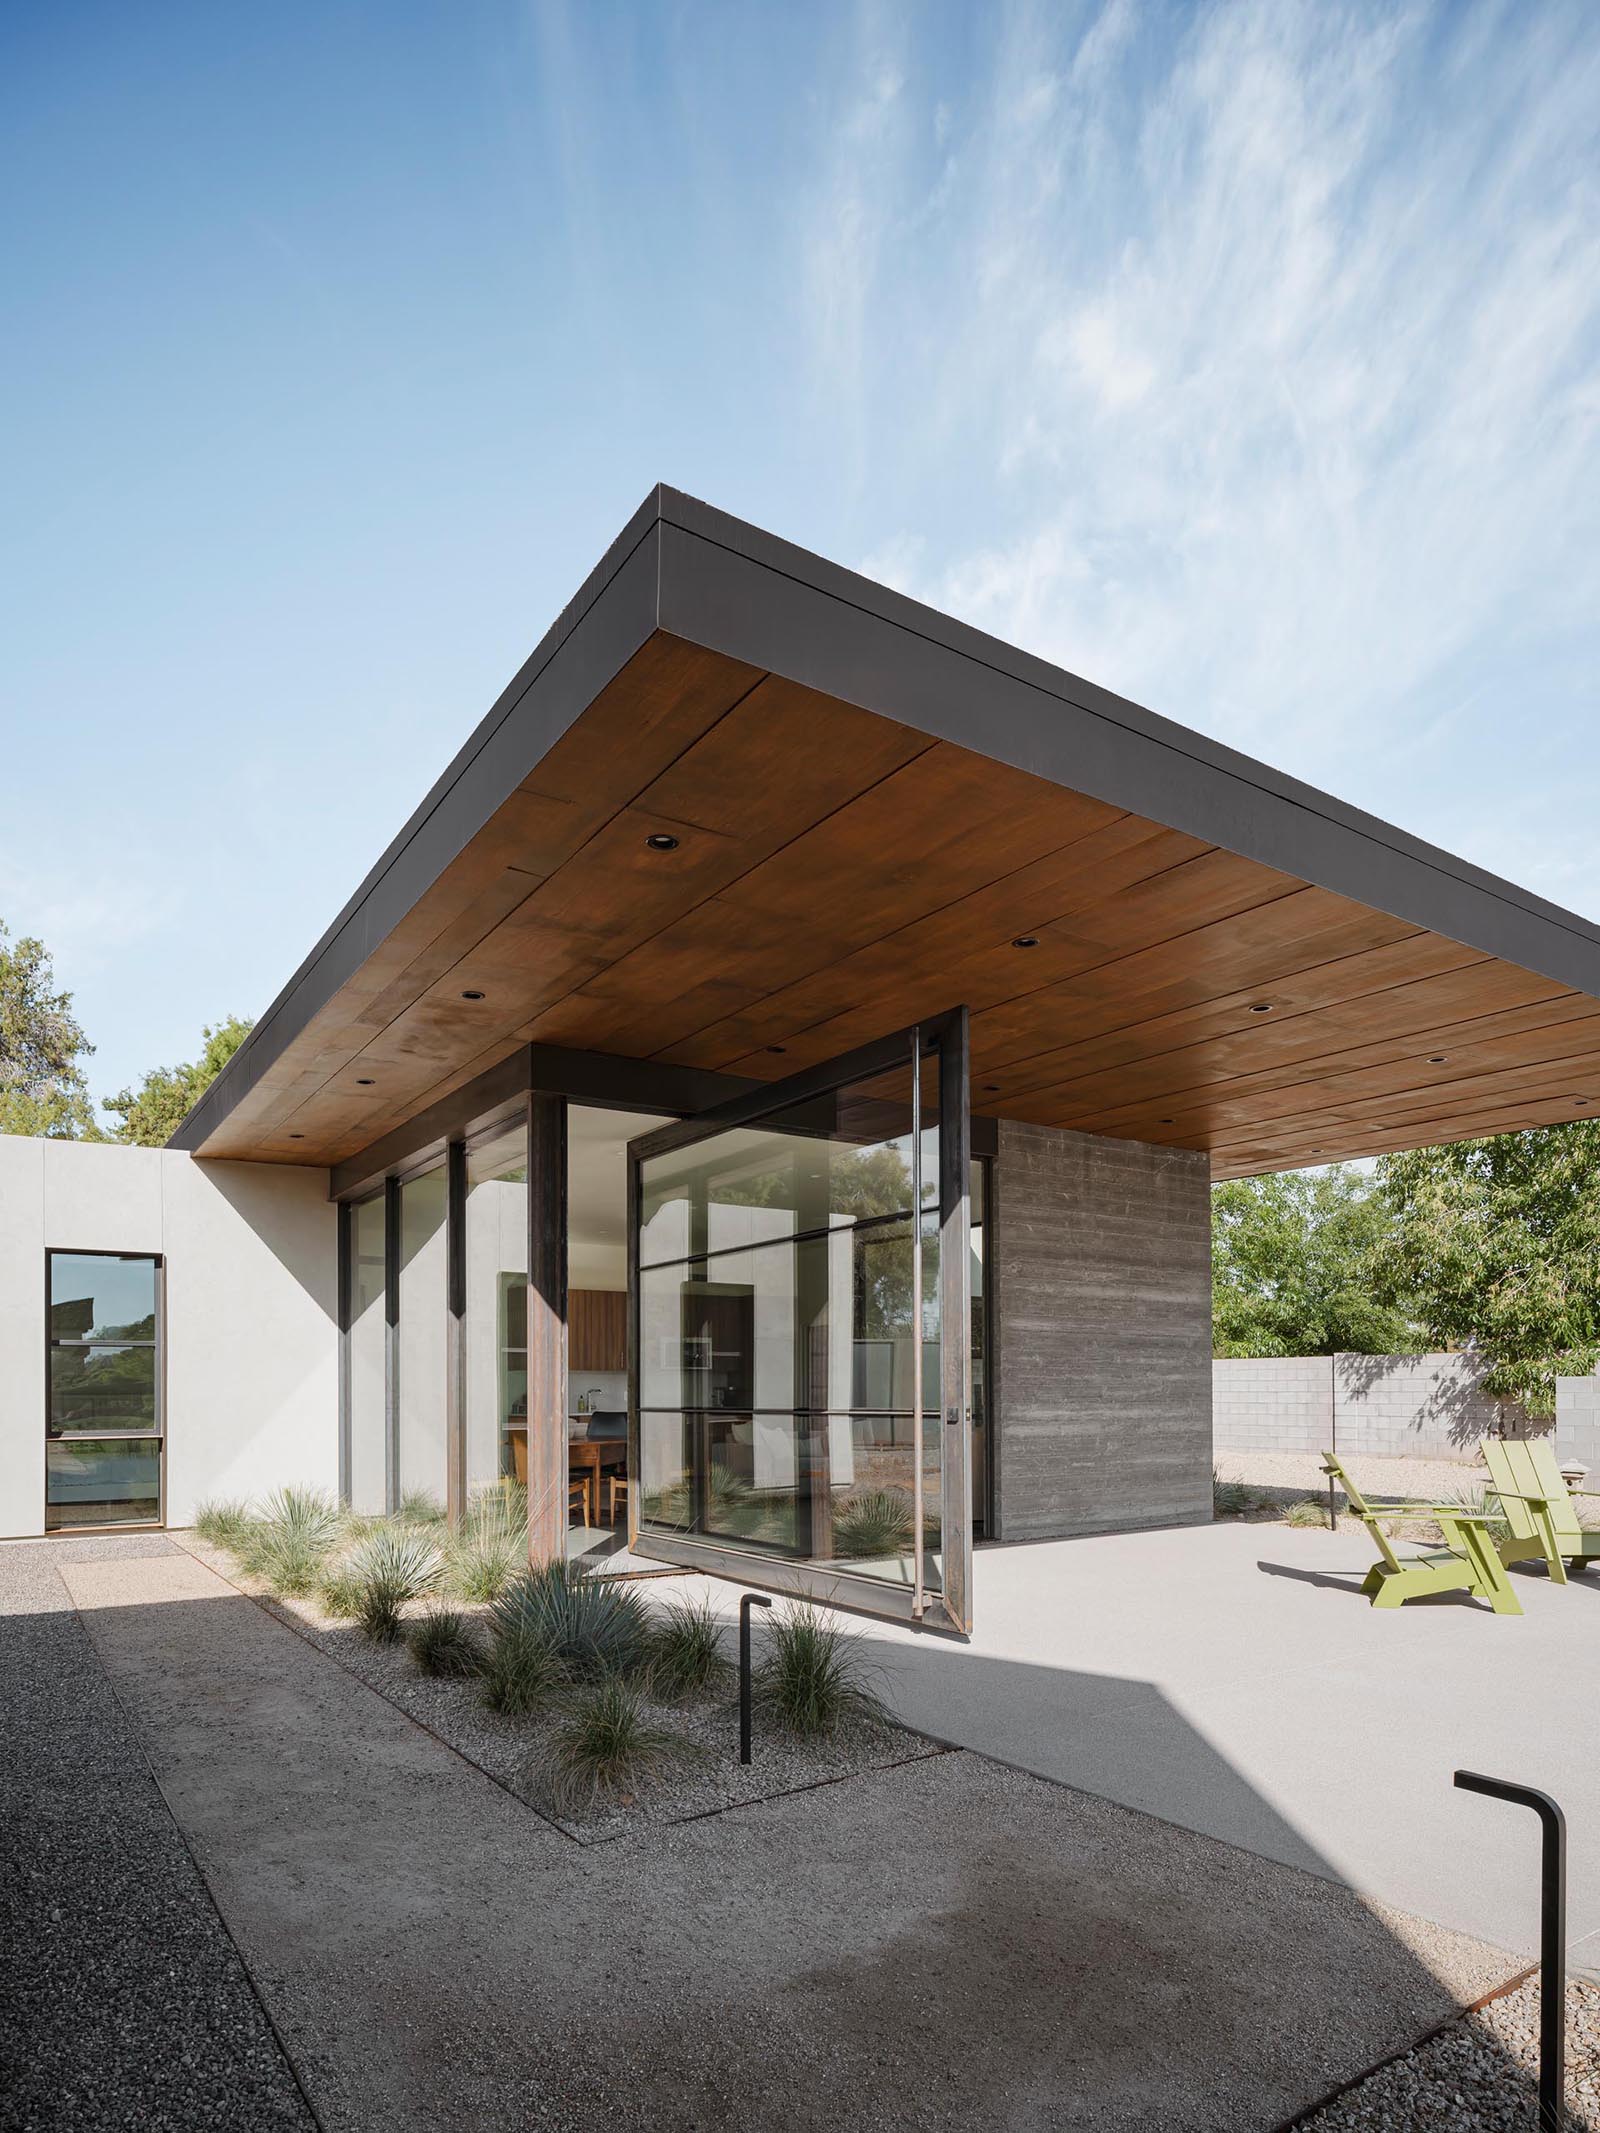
xmin=0 ymin=1137 xmax=337 ymax=1538
xmin=1214 ymin=1350 xmax=1526 ymax=1461
xmin=990 ymin=1122 xmax=1212 ymax=1541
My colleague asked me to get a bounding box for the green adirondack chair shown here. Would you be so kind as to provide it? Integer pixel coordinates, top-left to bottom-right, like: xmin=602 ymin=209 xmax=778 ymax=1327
xmin=1320 ymin=1452 xmax=1523 ymax=1615
xmin=1481 ymin=1436 xmax=1600 ymax=1585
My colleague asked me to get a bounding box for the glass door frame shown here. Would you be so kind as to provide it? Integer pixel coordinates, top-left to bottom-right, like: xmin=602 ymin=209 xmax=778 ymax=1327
xmin=625 ymin=1006 xmax=973 ymax=1634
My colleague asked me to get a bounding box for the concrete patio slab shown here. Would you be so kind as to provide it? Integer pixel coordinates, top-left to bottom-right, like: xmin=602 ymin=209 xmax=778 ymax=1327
xmin=49 ymin=1541 xmax=1526 ymax=2132
xmin=740 ymin=1521 xmax=1600 ymax=1966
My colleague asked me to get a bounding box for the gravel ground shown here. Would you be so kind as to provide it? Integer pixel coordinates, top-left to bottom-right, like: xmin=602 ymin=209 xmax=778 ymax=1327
xmin=1213 ymin=1449 xmax=1492 ymax=1509
xmin=0 ymin=1537 xmax=315 ymax=2133
xmin=1213 ymin=1450 xmax=1600 ymax=1545
xmin=1295 ymin=1973 xmax=1600 ymax=2130
xmin=177 ymin=1531 xmax=939 ymax=1840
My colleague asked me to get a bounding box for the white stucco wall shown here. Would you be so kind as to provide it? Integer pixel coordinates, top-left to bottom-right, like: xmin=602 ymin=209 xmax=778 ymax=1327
xmin=0 ymin=1137 xmax=337 ymax=1538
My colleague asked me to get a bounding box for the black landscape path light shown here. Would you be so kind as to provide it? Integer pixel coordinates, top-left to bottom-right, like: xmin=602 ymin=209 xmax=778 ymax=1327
xmin=1454 ymin=1769 xmax=1567 ymax=2131
xmin=739 ymin=1592 xmax=772 ymax=1766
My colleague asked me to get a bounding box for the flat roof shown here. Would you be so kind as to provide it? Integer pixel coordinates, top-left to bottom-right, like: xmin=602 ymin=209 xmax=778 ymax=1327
xmin=172 ymin=485 xmax=1600 ymax=1178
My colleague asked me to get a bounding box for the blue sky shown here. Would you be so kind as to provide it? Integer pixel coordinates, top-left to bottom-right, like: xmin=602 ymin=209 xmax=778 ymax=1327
xmin=4 ymin=0 xmax=1598 ymax=1115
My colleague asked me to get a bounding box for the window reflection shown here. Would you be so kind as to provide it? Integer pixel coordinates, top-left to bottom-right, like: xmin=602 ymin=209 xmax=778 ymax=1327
xmin=637 ymin=1067 xmax=950 ymax=1592
xmin=45 ymin=1251 xmax=162 ymax=1531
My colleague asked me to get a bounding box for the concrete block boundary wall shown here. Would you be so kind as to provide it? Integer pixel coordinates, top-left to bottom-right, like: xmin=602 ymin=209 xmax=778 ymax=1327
xmin=1212 ymin=1352 xmax=1570 ymax=1464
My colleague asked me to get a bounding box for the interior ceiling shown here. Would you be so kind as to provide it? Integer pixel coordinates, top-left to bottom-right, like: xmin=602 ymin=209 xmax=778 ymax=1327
xmin=567 ymin=1104 xmax=670 ymax=1264
xmin=200 ymin=631 xmax=1600 ymax=1180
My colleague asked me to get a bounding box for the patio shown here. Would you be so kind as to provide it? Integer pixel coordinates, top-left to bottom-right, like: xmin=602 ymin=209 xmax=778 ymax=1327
xmin=2 ymin=1525 xmax=1560 ymax=2132
xmin=724 ymin=1517 xmax=1600 ymax=1969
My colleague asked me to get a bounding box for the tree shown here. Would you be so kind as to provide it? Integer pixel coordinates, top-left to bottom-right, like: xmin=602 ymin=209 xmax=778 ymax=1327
xmin=1376 ymin=1123 xmax=1600 ymax=1417
xmin=0 ymin=922 xmax=97 ymax=1138
xmin=103 ymin=1016 xmax=254 ymax=1146
xmin=1212 ymin=1163 xmax=1417 ymax=1357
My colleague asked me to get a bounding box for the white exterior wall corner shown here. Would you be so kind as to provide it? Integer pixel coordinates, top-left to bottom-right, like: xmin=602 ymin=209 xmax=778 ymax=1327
xmin=0 ymin=1140 xmax=337 ymax=1539
xmin=0 ymin=1136 xmax=47 ymax=1536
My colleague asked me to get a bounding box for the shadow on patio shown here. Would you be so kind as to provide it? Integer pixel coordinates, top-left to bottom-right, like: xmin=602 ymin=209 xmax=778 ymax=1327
xmin=2 ymin=1531 xmax=1561 ymax=2131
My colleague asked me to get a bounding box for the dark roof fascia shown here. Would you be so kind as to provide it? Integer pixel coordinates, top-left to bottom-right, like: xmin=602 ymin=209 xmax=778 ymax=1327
xmin=171 ymin=490 xmax=670 ymax=1154
xmin=654 ymin=486 xmax=1600 ymax=995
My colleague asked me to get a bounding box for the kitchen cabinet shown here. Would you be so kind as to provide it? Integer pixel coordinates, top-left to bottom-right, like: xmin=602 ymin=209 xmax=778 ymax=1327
xmin=569 ymin=1288 xmax=627 ymax=1374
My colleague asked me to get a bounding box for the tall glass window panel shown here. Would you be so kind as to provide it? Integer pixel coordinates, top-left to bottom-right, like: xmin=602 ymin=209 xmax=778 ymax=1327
xmin=970 ymin=1160 xmax=989 ymax=1535
xmin=397 ymin=1166 xmax=448 ymax=1514
xmin=45 ymin=1438 xmax=162 ymax=1531
xmin=347 ymin=1195 xmax=387 ymax=1514
xmin=46 ymin=1252 xmax=161 ymax=1531
xmin=464 ymin=1124 xmax=528 ymax=1508
xmin=637 ymin=1055 xmax=941 ymax=1590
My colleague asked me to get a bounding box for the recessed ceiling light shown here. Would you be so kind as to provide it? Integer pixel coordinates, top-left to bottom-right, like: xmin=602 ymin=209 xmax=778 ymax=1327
xmin=645 ymin=832 xmax=680 ymax=852
xmin=1012 ymin=935 xmax=1039 ymax=949
xmin=461 ymin=989 xmax=485 ymax=1001
xmin=1427 ymin=1054 xmax=1448 ymax=1065
xmin=356 ymin=1077 xmax=375 ymax=1086
xmin=1248 ymin=1002 xmax=1273 ymax=1015
xmin=1576 ymin=1099 xmax=1590 ymax=1108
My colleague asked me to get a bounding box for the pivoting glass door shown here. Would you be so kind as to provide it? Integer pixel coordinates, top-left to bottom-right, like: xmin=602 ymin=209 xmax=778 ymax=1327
xmin=627 ymin=1009 xmax=972 ymax=1633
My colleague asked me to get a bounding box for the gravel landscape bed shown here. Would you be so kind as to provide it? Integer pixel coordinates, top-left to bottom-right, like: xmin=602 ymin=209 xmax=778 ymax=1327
xmin=177 ymin=1531 xmax=943 ymax=1841
xmin=0 ymin=1537 xmax=314 ymax=2133
xmin=1214 ymin=1450 xmax=1490 ymax=1509
xmin=1294 ymin=1972 xmax=1600 ymax=2131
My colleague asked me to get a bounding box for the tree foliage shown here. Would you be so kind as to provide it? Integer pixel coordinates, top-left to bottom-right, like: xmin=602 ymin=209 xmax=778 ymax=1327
xmin=103 ymin=1015 xmax=254 ymax=1146
xmin=1376 ymin=1124 xmax=1600 ymax=1416
xmin=1212 ymin=1164 xmax=1417 ymax=1358
xmin=0 ymin=922 xmax=97 ymax=1138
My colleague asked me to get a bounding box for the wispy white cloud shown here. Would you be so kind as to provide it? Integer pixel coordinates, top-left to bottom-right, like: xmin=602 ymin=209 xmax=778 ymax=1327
xmin=802 ymin=0 xmax=1600 ymax=905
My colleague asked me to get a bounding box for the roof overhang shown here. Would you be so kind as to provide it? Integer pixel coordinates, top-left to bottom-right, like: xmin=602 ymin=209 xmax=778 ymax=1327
xmin=172 ymin=486 xmax=1600 ymax=1180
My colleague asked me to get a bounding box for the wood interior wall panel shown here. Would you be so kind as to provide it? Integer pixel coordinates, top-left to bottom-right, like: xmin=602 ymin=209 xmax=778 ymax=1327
xmin=195 ymin=633 xmax=1600 ymax=1176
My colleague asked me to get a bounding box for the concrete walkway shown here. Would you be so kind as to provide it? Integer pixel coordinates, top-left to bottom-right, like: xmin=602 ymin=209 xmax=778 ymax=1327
xmin=784 ymin=1521 xmax=1600 ymax=1970
xmin=30 ymin=1539 xmax=1530 ymax=2132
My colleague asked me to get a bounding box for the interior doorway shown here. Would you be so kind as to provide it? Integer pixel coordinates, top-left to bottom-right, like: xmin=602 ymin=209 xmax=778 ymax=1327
xmin=564 ymin=1103 xmax=671 ymax=1562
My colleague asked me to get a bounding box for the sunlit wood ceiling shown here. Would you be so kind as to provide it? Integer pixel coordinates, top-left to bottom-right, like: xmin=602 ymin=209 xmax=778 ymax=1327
xmin=189 ymin=631 xmax=1600 ymax=1179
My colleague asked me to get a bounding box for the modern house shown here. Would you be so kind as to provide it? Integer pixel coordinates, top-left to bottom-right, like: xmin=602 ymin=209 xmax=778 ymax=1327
xmin=8 ymin=487 xmax=1600 ymax=1633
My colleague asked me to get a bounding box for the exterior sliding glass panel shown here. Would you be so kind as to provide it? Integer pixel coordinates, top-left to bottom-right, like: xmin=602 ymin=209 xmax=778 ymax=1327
xmin=464 ymin=1122 xmax=528 ymax=1503
xmin=397 ymin=1166 xmax=448 ymax=1513
xmin=46 ymin=1251 xmax=162 ymax=1531
xmin=347 ymin=1194 xmax=387 ymax=1514
xmin=631 ymin=1011 xmax=973 ymax=1631
xmin=970 ymin=1161 xmax=990 ymax=1535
